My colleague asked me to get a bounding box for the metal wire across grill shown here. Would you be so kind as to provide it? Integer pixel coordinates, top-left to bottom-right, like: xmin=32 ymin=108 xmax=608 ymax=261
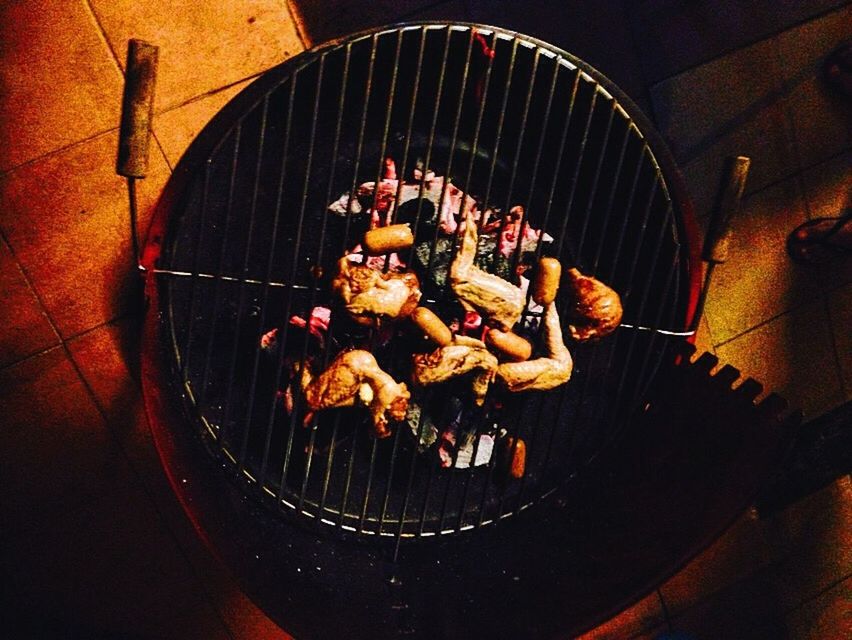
xmin=156 ymin=23 xmax=693 ymax=542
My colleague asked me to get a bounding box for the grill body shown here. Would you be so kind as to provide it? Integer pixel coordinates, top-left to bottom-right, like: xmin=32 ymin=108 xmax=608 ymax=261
xmin=135 ymin=23 xmax=809 ymax=640
xmin=155 ymin=24 xmax=698 ymax=543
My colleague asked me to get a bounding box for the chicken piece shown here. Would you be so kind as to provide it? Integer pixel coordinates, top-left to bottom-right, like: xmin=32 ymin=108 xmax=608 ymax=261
xmin=497 ymin=303 xmax=573 ymax=392
xmin=563 ymin=267 xmax=623 ymax=341
xmin=450 ymin=212 xmax=524 ymax=331
xmin=297 ymin=350 xmax=409 ymax=438
xmin=332 ymin=256 xmax=421 ymax=327
xmin=412 ymin=335 xmax=498 ymax=406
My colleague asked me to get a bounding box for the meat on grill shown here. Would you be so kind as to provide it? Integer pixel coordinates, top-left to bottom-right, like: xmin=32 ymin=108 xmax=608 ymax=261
xmin=412 ymin=335 xmax=498 ymax=406
xmin=563 ymin=268 xmax=623 ymax=341
xmin=332 ymin=256 xmax=421 ymax=327
xmin=496 ymin=303 xmax=572 ymax=392
xmin=450 ymin=212 xmax=524 ymax=331
xmin=297 ymin=350 xmax=410 ymax=438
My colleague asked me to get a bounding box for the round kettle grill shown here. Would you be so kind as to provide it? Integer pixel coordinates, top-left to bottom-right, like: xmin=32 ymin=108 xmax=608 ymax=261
xmin=131 ymin=22 xmax=795 ymax=639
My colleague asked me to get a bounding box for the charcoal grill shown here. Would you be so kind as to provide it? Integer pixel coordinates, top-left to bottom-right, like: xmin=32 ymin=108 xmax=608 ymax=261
xmin=134 ymin=23 xmax=794 ymax=639
xmin=150 ymin=23 xmax=697 ymax=540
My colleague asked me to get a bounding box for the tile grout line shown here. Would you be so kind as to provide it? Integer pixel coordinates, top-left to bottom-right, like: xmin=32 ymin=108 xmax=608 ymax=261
xmin=83 ymin=0 xmax=124 ymax=76
xmin=712 ymin=290 xmax=824 ymax=349
xmin=0 ymin=126 xmax=120 ymax=180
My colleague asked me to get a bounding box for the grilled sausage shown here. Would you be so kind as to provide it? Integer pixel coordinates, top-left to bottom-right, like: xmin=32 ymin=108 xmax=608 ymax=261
xmin=506 ymin=437 xmax=526 ymax=479
xmin=485 ymin=329 xmax=532 ymax=362
xmin=363 ymin=224 xmax=414 ymax=255
xmin=532 ymin=257 xmax=561 ymax=305
xmin=411 ymin=307 xmax=453 ymax=347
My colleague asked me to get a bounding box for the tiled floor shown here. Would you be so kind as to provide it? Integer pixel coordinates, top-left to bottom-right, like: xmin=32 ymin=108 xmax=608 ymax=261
xmin=1 ymin=1 xmax=850 ymax=638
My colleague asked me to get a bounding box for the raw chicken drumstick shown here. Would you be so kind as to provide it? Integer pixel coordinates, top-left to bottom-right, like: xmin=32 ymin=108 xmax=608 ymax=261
xmin=496 ymin=303 xmax=573 ymax=392
xmin=450 ymin=212 xmax=524 ymax=331
xmin=563 ymin=267 xmax=623 ymax=341
xmin=296 ymin=350 xmax=410 ymax=438
xmin=412 ymin=335 xmax=499 ymax=406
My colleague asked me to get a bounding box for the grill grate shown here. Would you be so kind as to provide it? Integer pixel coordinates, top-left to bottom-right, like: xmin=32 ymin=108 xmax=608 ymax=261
xmin=156 ymin=24 xmax=693 ymax=542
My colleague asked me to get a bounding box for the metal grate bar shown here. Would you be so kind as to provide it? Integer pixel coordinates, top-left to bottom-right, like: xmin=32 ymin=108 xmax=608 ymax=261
xmin=591 ymin=122 xmax=632 ymax=274
xmin=575 ymin=98 xmax=617 ymax=260
xmin=356 ymin=32 xmax=407 ymax=530
xmin=228 ymin=104 xmax=270 ymax=468
xmin=406 ymin=27 xmax=454 ymax=265
xmin=256 ymin=78 xmax=299 ymax=483
xmin=555 ymin=86 xmax=599 ymax=258
xmin=510 ymin=53 xmax=561 ymax=275
xmin=416 ymin=28 xmax=479 ymax=535
xmin=392 ymin=28 xmax=460 ymax=544
xmin=314 ymin=45 xmax=354 ymax=517
xmin=500 ymin=47 xmax=542 ymax=270
xmin=179 ymin=160 xmax=214 ymax=376
xmin=197 ymin=118 xmax=244 ymax=417
xmin=479 ymin=37 xmax=520 ymax=218
xmin=424 ymin=29 xmax=476 ymax=276
xmin=278 ymin=55 xmax=330 ymax=499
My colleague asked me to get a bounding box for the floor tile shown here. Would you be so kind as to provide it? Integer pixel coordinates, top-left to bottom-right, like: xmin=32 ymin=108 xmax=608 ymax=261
xmin=703 ymin=178 xmax=820 ymax=343
xmin=666 ymin=568 xmax=790 ymax=639
xmin=0 ymin=131 xmax=170 ymax=339
xmin=799 ymin=151 xmax=852 ymax=289
xmin=651 ymin=36 xmax=799 ymax=218
xmin=0 ymin=347 xmax=114 ymax=532
xmin=715 ymin=296 xmax=844 ymax=419
xmin=777 ymin=6 xmax=852 ymax=170
xmin=0 ymin=0 xmax=123 ymax=172
xmin=761 ymin=476 xmax=852 ymax=609
xmin=577 ymin=590 xmax=667 ymax=639
xmin=467 ymin=0 xmax=648 ymax=105
xmin=0 ymin=236 xmax=58 ymax=368
xmin=627 ymin=0 xmax=850 ymax=83
xmin=288 ymin=0 xmax=438 ymax=46
xmin=0 ymin=346 xmax=223 ymax=637
xmin=154 ymin=80 xmax=253 ymax=168
xmin=784 ymin=575 xmax=852 ymax=639
xmin=66 ymin=317 xmax=289 ymax=638
xmin=89 ymin=0 xmax=304 ymax=113
xmin=827 ymin=283 xmax=852 ymax=401
xmin=659 ymin=513 xmax=771 ymax=617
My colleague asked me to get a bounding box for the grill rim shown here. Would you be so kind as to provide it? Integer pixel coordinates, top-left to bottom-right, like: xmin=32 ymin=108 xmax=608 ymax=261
xmin=141 ymin=21 xmax=703 ymax=542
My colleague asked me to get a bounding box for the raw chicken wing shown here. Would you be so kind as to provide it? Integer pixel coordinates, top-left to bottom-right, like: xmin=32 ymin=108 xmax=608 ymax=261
xmin=497 ymin=303 xmax=572 ymax=392
xmin=412 ymin=335 xmax=498 ymax=406
xmin=450 ymin=212 xmax=524 ymax=330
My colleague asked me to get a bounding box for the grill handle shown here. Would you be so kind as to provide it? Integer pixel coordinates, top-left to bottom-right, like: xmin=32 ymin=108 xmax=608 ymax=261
xmin=117 ymin=39 xmax=159 ymax=178
xmin=702 ymin=155 xmax=750 ymax=264
xmin=116 ymin=39 xmax=159 ymax=274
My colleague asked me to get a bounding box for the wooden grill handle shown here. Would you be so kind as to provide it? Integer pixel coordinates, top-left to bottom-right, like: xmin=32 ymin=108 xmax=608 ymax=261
xmin=117 ymin=39 xmax=159 ymax=178
xmin=702 ymin=155 xmax=750 ymax=264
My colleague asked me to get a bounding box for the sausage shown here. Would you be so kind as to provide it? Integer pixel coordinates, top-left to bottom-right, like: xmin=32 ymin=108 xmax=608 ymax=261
xmin=411 ymin=307 xmax=452 ymax=347
xmin=485 ymin=329 xmax=532 ymax=362
xmin=506 ymin=437 xmax=526 ymax=479
xmin=363 ymin=224 xmax=414 ymax=255
xmin=532 ymin=257 xmax=561 ymax=305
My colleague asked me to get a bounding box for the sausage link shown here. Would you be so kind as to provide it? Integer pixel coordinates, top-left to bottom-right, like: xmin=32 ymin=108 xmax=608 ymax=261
xmin=532 ymin=257 xmax=561 ymax=305
xmin=363 ymin=224 xmax=414 ymax=255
